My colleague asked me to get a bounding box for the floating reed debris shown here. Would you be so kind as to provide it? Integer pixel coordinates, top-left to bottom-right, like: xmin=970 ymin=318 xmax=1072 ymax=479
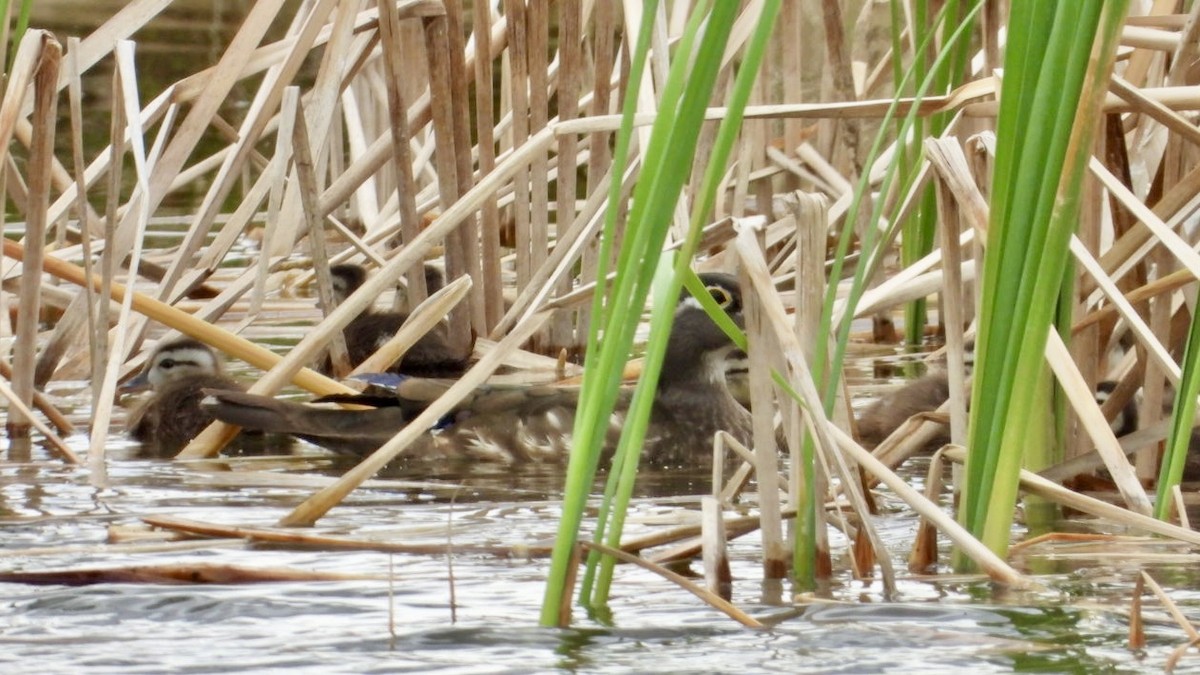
xmin=0 ymin=563 xmax=381 ymax=586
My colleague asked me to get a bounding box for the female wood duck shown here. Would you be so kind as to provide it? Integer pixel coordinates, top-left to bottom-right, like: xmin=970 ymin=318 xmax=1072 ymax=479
xmin=123 ymin=337 xmax=244 ymax=458
xmin=319 ymin=263 xmax=468 ymax=378
xmin=203 ymin=273 xmax=754 ymax=468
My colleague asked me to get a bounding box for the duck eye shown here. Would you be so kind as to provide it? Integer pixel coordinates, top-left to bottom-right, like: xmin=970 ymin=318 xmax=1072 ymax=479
xmin=707 ymin=285 xmax=733 ymax=309
xmin=159 ymin=359 xmax=176 ymax=369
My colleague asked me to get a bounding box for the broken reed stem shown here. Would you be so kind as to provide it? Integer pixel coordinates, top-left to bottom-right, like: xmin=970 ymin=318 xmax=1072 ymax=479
xmin=907 ymin=448 xmax=946 ymax=573
xmin=472 ymin=0 xmax=503 ymax=329
xmin=143 ymin=514 xmax=550 ymax=558
xmin=293 ymin=95 xmax=352 ymax=376
xmin=65 ymin=37 xmax=101 ymax=416
xmin=579 ymin=540 xmax=764 ymax=630
xmin=789 ymin=190 xmax=833 ymax=582
xmin=701 ymin=496 xmax=732 ymax=601
xmin=422 ymin=12 xmax=471 ymax=353
xmin=739 ymin=224 xmax=788 ymax=581
xmin=1129 ymin=572 xmax=1145 ymax=650
xmin=930 ymin=140 xmax=970 ymax=446
xmin=376 ymin=0 xmax=428 ymax=307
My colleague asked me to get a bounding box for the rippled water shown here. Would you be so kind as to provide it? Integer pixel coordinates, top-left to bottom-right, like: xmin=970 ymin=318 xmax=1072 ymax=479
xmin=4 ymin=401 xmax=1200 ymax=673
xmin=3 ymin=314 xmax=1195 ymax=672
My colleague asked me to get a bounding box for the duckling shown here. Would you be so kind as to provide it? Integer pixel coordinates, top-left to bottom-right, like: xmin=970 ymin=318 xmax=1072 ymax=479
xmin=857 ymin=367 xmax=1139 ymax=451
xmin=1094 ymin=379 xmax=1139 ymax=439
xmin=856 ymin=370 xmax=953 ymax=451
xmin=319 ymin=263 xmax=469 ymax=378
xmin=204 ymin=273 xmax=754 ymax=468
xmin=123 ymin=338 xmax=243 ymax=458
xmin=395 ymin=263 xmax=446 ymax=310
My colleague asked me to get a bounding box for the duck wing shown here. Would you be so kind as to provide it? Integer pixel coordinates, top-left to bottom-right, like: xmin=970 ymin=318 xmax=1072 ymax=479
xmin=202 ymin=389 xmax=414 ymax=456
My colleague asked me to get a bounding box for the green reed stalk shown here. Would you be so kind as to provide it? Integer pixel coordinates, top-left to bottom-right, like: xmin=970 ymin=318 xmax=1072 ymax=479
xmin=577 ymin=0 xmax=717 ymax=612
xmin=957 ymin=1 xmax=1128 ymax=565
xmin=897 ymin=0 xmax=974 ymax=347
xmin=588 ymin=0 xmax=781 ymax=611
xmin=796 ymin=0 xmax=982 ymax=587
xmin=539 ymin=0 xmax=660 ymax=627
xmin=541 ymin=0 xmax=778 ymax=625
xmin=1156 ymin=314 xmax=1200 ymax=518
xmin=815 ymin=1 xmax=980 ymax=409
xmin=0 ymin=0 xmax=32 ymax=73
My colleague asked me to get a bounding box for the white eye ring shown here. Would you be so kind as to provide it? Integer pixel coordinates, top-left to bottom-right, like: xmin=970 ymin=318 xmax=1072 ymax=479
xmin=707 ymin=285 xmax=733 ymax=309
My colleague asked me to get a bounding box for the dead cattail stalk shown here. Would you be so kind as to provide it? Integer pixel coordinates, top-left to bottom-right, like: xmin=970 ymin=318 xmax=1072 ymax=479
xmin=9 ymin=32 xmax=62 ymax=437
xmin=88 ymin=40 xmax=154 ymax=467
xmin=789 ymin=191 xmax=832 ymax=579
xmin=376 ymin=0 xmax=429 ymax=307
xmin=737 ymin=222 xmax=788 ymax=581
xmin=928 ymin=139 xmax=971 ymax=448
xmin=423 ymin=12 xmax=473 ymax=355
xmin=293 ymin=96 xmax=352 ymax=376
xmin=502 ymin=0 xmax=532 ymax=293
xmin=442 ymin=0 xmax=486 ymax=337
xmin=472 ymin=0 xmax=504 ymax=330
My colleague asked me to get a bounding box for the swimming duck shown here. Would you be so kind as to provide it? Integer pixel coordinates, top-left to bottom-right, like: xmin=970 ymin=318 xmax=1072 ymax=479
xmin=856 ymin=364 xmax=1138 ymax=451
xmin=203 ymin=273 xmax=754 ymax=468
xmin=856 ymin=369 xmax=954 ymax=451
xmin=123 ymin=337 xmax=244 ymax=458
xmin=319 ymin=262 xmax=469 ymax=378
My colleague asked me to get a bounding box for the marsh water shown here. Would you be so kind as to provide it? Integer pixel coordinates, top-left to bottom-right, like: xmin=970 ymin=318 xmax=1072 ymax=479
xmin=4 ymin=2 xmax=1200 ymax=673
xmin=6 ymin=400 xmax=1199 ymax=673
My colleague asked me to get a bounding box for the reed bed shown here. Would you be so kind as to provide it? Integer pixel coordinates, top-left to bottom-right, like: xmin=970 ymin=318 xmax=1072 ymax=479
xmin=2 ymin=0 xmax=1200 ymax=632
